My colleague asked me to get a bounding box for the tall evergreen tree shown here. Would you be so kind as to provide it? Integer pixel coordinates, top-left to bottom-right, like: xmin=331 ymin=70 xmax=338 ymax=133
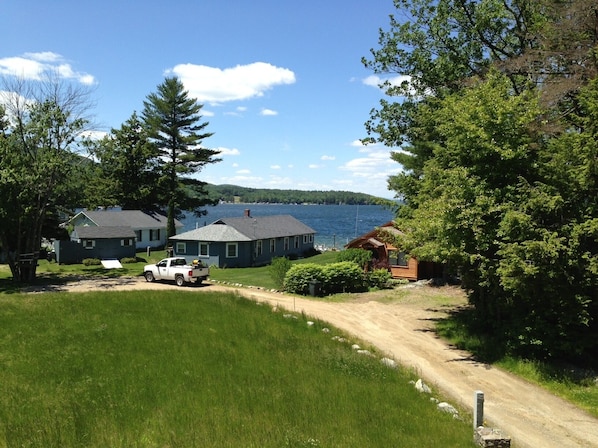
xmin=87 ymin=112 xmax=160 ymax=210
xmin=142 ymin=77 xmax=220 ymax=237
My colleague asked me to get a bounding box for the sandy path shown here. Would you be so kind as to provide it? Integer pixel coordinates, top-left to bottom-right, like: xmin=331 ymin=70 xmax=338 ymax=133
xmin=24 ymin=277 xmax=598 ymax=448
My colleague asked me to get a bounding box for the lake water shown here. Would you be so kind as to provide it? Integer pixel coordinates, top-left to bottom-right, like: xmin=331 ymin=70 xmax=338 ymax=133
xmin=180 ymin=203 xmax=396 ymax=250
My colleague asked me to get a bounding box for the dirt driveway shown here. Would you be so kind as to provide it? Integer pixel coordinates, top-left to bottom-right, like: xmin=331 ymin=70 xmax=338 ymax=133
xmin=23 ymin=277 xmax=598 ymax=448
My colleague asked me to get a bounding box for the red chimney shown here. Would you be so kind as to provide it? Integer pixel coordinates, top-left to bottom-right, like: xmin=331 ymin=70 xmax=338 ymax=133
xmin=244 ymin=209 xmax=251 ymax=217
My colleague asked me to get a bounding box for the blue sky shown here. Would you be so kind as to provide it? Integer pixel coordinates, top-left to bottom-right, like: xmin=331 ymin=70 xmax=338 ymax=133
xmin=1 ymin=0 xmax=405 ymax=199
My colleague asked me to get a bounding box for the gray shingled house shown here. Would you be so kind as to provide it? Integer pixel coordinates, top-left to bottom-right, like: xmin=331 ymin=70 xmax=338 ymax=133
xmin=54 ymin=226 xmax=136 ymax=264
xmin=67 ymin=210 xmax=183 ymax=250
xmin=169 ymin=210 xmax=316 ymax=267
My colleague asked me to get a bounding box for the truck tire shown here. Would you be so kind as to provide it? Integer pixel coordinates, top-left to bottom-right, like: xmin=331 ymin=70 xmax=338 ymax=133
xmin=144 ymin=271 xmax=155 ymax=282
xmin=175 ymin=274 xmax=185 ymax=287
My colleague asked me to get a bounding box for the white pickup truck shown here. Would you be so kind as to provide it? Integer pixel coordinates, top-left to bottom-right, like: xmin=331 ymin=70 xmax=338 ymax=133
xmin=143 ymin=257 xmax=209 ymax=286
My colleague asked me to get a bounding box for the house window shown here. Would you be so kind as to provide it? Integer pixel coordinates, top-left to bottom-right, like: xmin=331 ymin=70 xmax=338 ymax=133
xmin=294 ymin=236 xmax=299 ymax=249
xmin=121 ymin=238 xmax=133 ymax=247
xmin=226 ymin=243 xmax=238 ymax=258
xmin=199 ymin=243 xmax=209 ymax=257
xmin=255 ymin=240 xmax=263 ymax=257
xmin=284 ymin=237 xmax=289 ymax=251
xmin=135 ymin=230 xmax=142 ymax=242
xmin=176 ymin=242 xmax=186 ymax=254
xmin=83 ymin=239 xmax=95 ymax=249
xmin=389 ymin=250 xmax=409 ymax=267
xmin=150 ymin=229 xmax=160 ymax=241
xmin=270 ymin=239 xmax=275 ymax=253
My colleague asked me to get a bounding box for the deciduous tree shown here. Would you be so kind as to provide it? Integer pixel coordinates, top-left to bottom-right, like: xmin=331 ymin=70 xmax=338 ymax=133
xmin=0 ymin=76 xmax=93 ymax=282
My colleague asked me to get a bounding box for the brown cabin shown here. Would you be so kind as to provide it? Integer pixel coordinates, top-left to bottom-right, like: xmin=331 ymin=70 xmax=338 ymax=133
xmin=345 ymin=222 xmax=443 ymax=281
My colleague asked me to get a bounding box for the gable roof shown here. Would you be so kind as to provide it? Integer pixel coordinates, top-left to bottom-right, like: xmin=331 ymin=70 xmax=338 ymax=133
xmin=170 ymin=215 xmax=316 ymax=242
xmin=71 ymin=210 xmax=183 ymax=229
xmin=346 ymin=221 xmax=401 ymax=250
xmin=73 ymin=226 xmax=136 ymax=239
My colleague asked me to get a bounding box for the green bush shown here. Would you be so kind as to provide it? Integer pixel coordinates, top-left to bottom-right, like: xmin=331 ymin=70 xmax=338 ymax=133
xmin=82 ymin=258 xmax=101 ymax=266
xmin=120 ymin=257 xmax=138 ymax=264
xmin=322 ymin=262 xmax=366 ymax=294
xmin=336 ymin=248 xmax=372 ymax=269
xmin=283 ymin=262 xmax=366 ymax=295
xmin=283 ymin=263 xmax=325 ymax=295
xmin=367 ymin=268 xmax=392 ymax=289
xmin=269 ymin=257 xmax=292 ymax=289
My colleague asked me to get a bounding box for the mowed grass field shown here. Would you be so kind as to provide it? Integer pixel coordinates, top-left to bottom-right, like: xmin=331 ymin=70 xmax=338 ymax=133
xmin=0 ymin=290 xmax=475 ymax=447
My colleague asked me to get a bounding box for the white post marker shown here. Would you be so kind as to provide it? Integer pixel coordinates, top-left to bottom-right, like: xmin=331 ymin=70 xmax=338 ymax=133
xmin=474 ymin=390 xmax=484 ymax=428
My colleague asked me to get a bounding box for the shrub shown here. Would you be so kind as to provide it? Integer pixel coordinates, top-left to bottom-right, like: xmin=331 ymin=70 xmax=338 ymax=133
xmin=269 ymin=257 xmax=292 ymax=289
xmin=367 ymin=268 xmax=392 ymax=289
xmin=82 ymin=258 xmax=101 ymax=266
xmin=284 ymin=262 xmax=367 ymax=295
xmin=283 ymin=264 xmax=325 ymax=295
xmin=336 ymin=248 xmax=372 ymax=269
xmin=120 ymin=257 xmax=138 ymax=264
xmin=322 ymin=262 xmax=366 ymax=294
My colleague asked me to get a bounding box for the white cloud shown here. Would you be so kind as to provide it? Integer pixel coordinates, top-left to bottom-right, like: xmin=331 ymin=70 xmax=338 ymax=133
xmin=167 ymin=61 xmax=296 ymax=104
xmin=260 ymin=108 xmax=277 ymax=116
xmin=321 ymin=155 xmax=335 ymax=161
xmin=216 ymin=146 xmax=241 ymax=156
xmin=236 ymin=169 xmax=251 ymax=174
xmin=308 ymin=164 xmax=321 ymax=169
xmin=0 ymin=52 xmax=95 ymax=85
xmin=362 ymin=74 xmax=411 ymax=89
xmin=270 ymin=165 xmax=281 ymax=170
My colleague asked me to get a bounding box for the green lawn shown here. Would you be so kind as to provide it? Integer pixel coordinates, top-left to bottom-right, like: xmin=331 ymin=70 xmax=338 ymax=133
xmin=0 ymin=290 xmax=475 ymax=447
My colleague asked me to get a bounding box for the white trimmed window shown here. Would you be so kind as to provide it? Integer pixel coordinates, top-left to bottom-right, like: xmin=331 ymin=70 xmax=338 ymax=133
xmin=294 ymin=236 xmax=299 ymax=249
xmin=83 ymin=239 xmax=95 ymax=249
xmin=270 ymin=239 xmax=275 ymax=253
xmin=255 ymin=240 xmax=263 ymax=256
xmin=150 ymin=229 xmax=160 ymax=241
xmin=176 ymin=242 xmax=186 ymax=254
xmin=226 ymin=243 xmax=238 ymax=258
xmin=284 ymin=237 xmax=289 ymax=251
xmin=121 ymin=238 xmax=133 ymax=247
xmin=199 ymin=243 xmax=209 ymax=257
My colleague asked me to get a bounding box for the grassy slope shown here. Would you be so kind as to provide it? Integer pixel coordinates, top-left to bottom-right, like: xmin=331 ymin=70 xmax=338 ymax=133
xmin=0 ymin=290 xmax=474 ymax=447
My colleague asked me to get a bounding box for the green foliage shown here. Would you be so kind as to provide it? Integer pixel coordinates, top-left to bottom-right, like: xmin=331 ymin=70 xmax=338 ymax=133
xmin=367 ymin=268 xmax=392 ymax=289
xmin=269 ymin=257 xmax=292 ymax=289
xmin=142 ymin=77 xmax=221 ymax=236
xmin=84 ymin=112 xmax=161 ymax=210
xmin=82 ymin=258 xmax=102 ymax=266
xmin=0 ymin=77 xmax=91 ymax=282
xmin=120 ymin=257 xmax=139 ymax=264
xmin=283 ymin=264 xmax=325 ymax=295
xmin=321 ymin=262 xmax=366 ymax=294
xmin=366 ymin=0 xmax=598 ymax=363
xmin=336 ymin=248 xmax=372 ymax=269
xmin=283 ymin=262 xmax=366 ymax=295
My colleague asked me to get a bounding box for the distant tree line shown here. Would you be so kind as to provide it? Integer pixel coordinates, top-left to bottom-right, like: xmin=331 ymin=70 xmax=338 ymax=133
xmin=205 ymin=184 xmax=389 ymax=205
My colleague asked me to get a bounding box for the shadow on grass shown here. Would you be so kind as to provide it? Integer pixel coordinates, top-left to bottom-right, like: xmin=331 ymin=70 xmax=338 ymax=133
xmin=0 ymin=273 xmax=73 ymax=294
xmin=433 ymin=305 xmax=508 ymax=364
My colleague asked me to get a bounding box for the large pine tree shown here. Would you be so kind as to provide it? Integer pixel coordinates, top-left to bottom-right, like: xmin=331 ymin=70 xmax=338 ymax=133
xmin=142 ymin=77 xmax=221 ymax=237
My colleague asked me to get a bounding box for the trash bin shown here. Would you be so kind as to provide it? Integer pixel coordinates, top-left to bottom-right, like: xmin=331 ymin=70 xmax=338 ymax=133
xmin=308 ymin=280 xmax=322 ymax=297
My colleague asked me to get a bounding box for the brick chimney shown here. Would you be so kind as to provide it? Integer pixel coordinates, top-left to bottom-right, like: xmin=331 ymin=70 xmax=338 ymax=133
xmin=244 ymin=209 xmax=251 ymax=218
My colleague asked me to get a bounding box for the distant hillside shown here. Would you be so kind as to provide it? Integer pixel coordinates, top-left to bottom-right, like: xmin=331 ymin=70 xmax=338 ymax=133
xmin=206 ymin=184 xmax=392 ymax=205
